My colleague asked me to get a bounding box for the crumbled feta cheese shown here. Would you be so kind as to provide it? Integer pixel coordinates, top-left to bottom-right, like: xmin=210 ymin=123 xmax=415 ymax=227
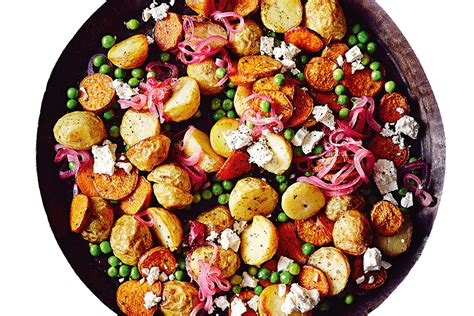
xmin=110 ymin=79 xmax=139 ymax=100
xmin=278 ymin=284 xmax=287 ymax=297
xmin=241 ymin=272 xmax=258 ymax=288
xmin=356 ymin=276 xmax=365 ymax=284
xmin=230 ymin=298 xmax=247 ymax=316
xmin=215 ymin=296 xmax=230 ymax=311
xmin=336 ymin=55 xmax=344 ymax=67
xmin=291 ymin=127 xmax=309 ymax=146
xmin=281 ymin=58 xmax=297 ymax=73
xmin=206 ymin=230 xmax=219 ymax=242
xmin=363 ymin=248 xmax=382 ymax=273
xmin=207 ymin=305 xmax=215 ymax=314
xmin=396 ymin=107 xmax=405 ymax=114
xmin=395 ymin=115 xmax=419 ymax=139
xmin=373 ymin=159 xmax=398 ymax=194
xmin=281 ymin=284 xmax=320 ymax=314
xmin=273 ymin=42 xmax=301 ymax=62
xmin=301 ymin=87 xmax=308 ymax=92
xmin=119 ymin=278 xmax=125 ymax=283
xmin=144 ymin=266 xmax=161 ymax=285
xmin=368 ymin=276 xmax=375 ymax=284
xmin=79 ymin=86 xmax=89 ymax=101
xmin=345 ymin=46 xmax=363 ymax=63
xmin=115 ymin=162 xmax=132 ymax=174
xmin=383 ymin=193 xmax=398 ymax=206
xmin=169 ymin=0 xmax=175 ymax=6
xmin=381 ymin=260 xmax=392 ymax=270
xmin=380 ymin=123 xmax=396 ymax=137
xmin=168 ymin=273 xmax=175 ymax=281
xmin=301 ymin=130 xmax=324 ymax=154
xmin=401 ymin=192 xmax=414 ymax=208
xmin=147 ymin=36 xmax=155 ymax=44
xmin=158 ymin=271 xmax=168 ymax=282
xmin=313 ymin=105 xmax=336 ymax=130
xmin=260 ymin=36 xmax=275 ymax=56
xmin=92 ymin=140 xmax=117 ymax=175
xmin=142 ymin=1 xmax=169 ymax=22
xmin=391 ymin=134 xmax=406 ymax=150
xmin=218 ymin=228 xmax=241 ymax=252
xmin=290 ymin=67 xmax=301 ymax=75
xmin=233 ymin=221 xmax=248 ymax=234
xmin=277 ymin=256 xmax=294 ymax=272
xmin=247 ymin=295 xmax=259 ymax=312
xmin=144 ymin=291 xmax=161 ymax=310
xmin=224 ymin=125 xmax=253 ymax=150
xmin=351 ymin=60 xmax=365 ymax=74
xmin=313 ymin=273 xmax=319 ymax=282
xmin=247 ymin=137 xmax=273 ymax=167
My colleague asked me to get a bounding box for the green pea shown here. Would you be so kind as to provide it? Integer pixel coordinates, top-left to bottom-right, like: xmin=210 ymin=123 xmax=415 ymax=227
xmin=130 ymin=266 xmax=141 ymax=280
xmin=213 ymin=109 xmax=226 ymax=120
xmin=369 ymin=62 xmax=381 ymax=71
xmin=318 ymin=301 xmax=331 ymax=311
xmin=126 ymin=19 xmax=140 ymax=30
xmin=304 ymin=171 xmax=312 ymax=177
xmin=385 ymin=80 xmax=396 ymax=93
xmin=283 ymin=128 xmax=295 ymax=141
xmin=279 ymin=182 xmax=288 ymax=193
xmin=107 ymin=266 xmax=119 ymax=277
xmin=114 ymin=68 xmax=125 ymax=79
xmin=131 ymin=68 xmax=145 ymax=79
xmin=193 ymin=109 xmax=202 ymax=119
xmin=288 ymin=263 xmax=301 ymax=275
xmin=211 ymin=98 xmax=221 ymax=110
xmin=230 ymin=274 xmax=243 ymax=285
xmin=367 ymin=42 xmax=377 ymax=55
xmin=344 ymin=294 xmax=355 ymax=305
xmin=222 ymin=180 xmax=234 ymax=191
xmin=261 ymin=100 xmax=271 ymax=113
xmin=258 ymin=268 xmax=271 ymax=280
xmin=192 ymin=192 xmax=201 ymax=204
xmin=371 ymin=70 xmax=382 ymax=81
xmin=357 ymin=31 xmax=369 ymax=43
xmin=277 ymin=212 xmax=289 ymax=223
xmin=334 ymin=84 xmax=346 ymax=96
xmin=99 ymin=64 xmax=111 ymax=74
xmin=337 ymin=95 xmax=348 ymax=105
xmin=400 ymin=207 xmax=409 ymax=212
xmin=301 ymin=243 xmax=315 ymax=256
xmin=217 ymin=193 xmax=229 ymax=204
xmin=246 ymin=122 xmax=254 ymax=129
xmin=275 ymin=174 xmax=286 ymax=183
xmin=100 ymin=241 xmax=112 ymax=254
xmin=347 ymin=34 xmax=358 ymax=46
xmin=254 ymin=285 xmax=264 ymax=295
xmin=227 ymin=82 xmax=236 ymax=89
xmin=225 ymin=89 xmax=236 ymax=99
xmin=119 ymin=265 xmax=131 ymax=277
xmin=274 ymin=73 xmax=285 ymax=86
xmin=222 ymin=99 xmax=233 ymax=111
xmin=280 ymin=271 xmax=292 ymax=284
xmin=90 ymin=244 xmax=100 ymax=257
xmin=398 ymin=187 xmax=408 ymax=197
xmin=333 ymin=68 xmax=344 ymax=81
xmin=313 ymin=145 xmax=324 ymax=155
xmin=296 ymin=72 xmax=305 ymax=81
xmin=68 ymin=161 xmax=76 ymax=170
xmin=202 ymin=189 xmax=213 ymax=200
xmin=174 ymin=270 xmax=184 ymax=281
xmin=160 ymin=52 xmax=171 ymax=62
xmin=267 ymin=30 xmax=277 ymax=38
xmin=103 ymin=109 xmax=115 ymax=121
xmin=93 ymin=55 xmax=106 ymax=67
xmin=125 ymin=144 xmax=130 ymax=152
xmin=361 ymin=54 xmax=371 ymax=66
xmin=339 ymin=107 xmax=350 ymax=118
xmin=352 ymin=24 xmax=362 ymax=34
xmin=357 ymin=43 xmax=366 ymax=52
xmin=212 ymin=183 xmax=223 ymax=196
xmin=67 ymin=99 xmax=78 ymax=110
xmin=128 ymin=77 xmax=140 ymax=88
xmin=300 ymin=55 xmax=309 ymax=64
xmin=294 ymin=146 xmax=304 ymax=156
xmin=270 ymin=272 xmax=280 ymax=283
xmin=102 ymin=35 xmax=116 ymax=49
xmin=248 ymin=266 xmax=258 ymax=276
xmin=109 ymin=125 xmax=120 ymax=138
xmin=67 ymin=87 xmax=79 ymax=99
xmin=215 ymin=67 xmax=227 ymax=79
xmin=226 ymin=110 xmax=236 ymax=118
xmin=232 ymin=285 xmax=241 ymax=294
xmin=179 ymin=259 xmax=186 ymax=271
xmin=147 ymin=71 xmax=156 ymax=78
xmin=108 ymin=256 xmax=121 ymax=267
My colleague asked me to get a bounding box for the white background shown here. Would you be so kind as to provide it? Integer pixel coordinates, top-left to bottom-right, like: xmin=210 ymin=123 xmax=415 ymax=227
xmin=0 ymin=0 xmax=472 ymax=314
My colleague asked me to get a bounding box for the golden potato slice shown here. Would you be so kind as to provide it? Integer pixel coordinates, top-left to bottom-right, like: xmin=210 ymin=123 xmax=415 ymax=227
xmin=281 ymin=182 xmax=325 ymax=220
xmin=210 ymin=117 xmax=240 ymax=158
xmin=304 ymin=57 xmax=338 ymax=92
xmin=108 ymin=34 xmax=149 ymax=69
xmin=120 ymin=176 xmax=153 ymax=215
xmin=229 ymin=19 xmax=263 ymax=56
xmin=163 ymin=76 xmax=201 ymax=122
xmin=116 ymin=280 xmax=162 ymax=316
xmin=120 ymin=109 xmax=161 ymax=147
xmin=196 ymin=205 xmax=235 ymax=235
xmin=188 ymin=245 xmax=240 ymax=279
xmin=78 ymin=73 xmax=115 ymax=113
xmin=304 ymin=0 xmax=347 ymax=43
xmin=258 ymin=284 xmax=306 ymax=316
xmin=229 ymin=177 xmax=279 ymax=221
xmin=153 ymin=183 xmax=194 ymax=210
xmin=298 ymin=265 xmax=330 ymax=297
xmin=240 ymin=215 xmax=278 ymax=265
xmin=92 ymin=167 xmax=139 ymax=200
xmin=234 ymin=85 xmax=253 ymax=117
xmin=325 ymin=193 xmax=365 ymax=221
xmin=183 ymin=127 xmax=225 ymax=173
xmin=308 ymin=247 xmax=350 ymax=296
xmin=160 ymin=281 xmax=199 ymax=316
xmin=333 ymin=210 xmax=372 ymax=256
xmin=70 ymin=194 xmax=91 ymax=233
xmin=147 ymin=163 xmax=191 ymax=191
xmin=81 ymin=197 xmax=114 ymax=243
xmin=261 ymin=0 xmax=303 ymax=33
xmin=148 ymin=207 xmax=183 ymax=251
xmin=262 ymin=132 xmax=293 ymax=175
xmin=370 ymin=200 xmax=404 ymax=237
xmin=187 ymin=59 xmax=225 ymax=96
xmin=53 ymin=111 xmax=106 ymax=150
xmin=126 ymin=135 xmax=171 ymax=171
xmin=375 ymin=215 xmax=413 ymax=257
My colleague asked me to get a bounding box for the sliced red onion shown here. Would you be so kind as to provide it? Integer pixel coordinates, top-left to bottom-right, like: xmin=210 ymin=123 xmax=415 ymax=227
xmin=403 ymin=173 xmax=433 ymax=206
xmin=133 ymin=210 xmax=154 ymax=227
xmin=145 ymin=61 xmax=179 ymax=80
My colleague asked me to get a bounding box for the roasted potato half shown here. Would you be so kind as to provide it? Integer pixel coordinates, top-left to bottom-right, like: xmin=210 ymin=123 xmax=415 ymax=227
xmin=116 ymin=280 xmax=162 ymax=316
xmin=261 ymin=0 xmax=303 ymax=33
xmin=153 ymin=182 xmax=194 ymax=210
xmin=298 ymin=265 xmax=330 ymax=297
xmin=108 ymin=34 xmax=149 ymax=69
xmin=304 ymin=0 xmax=347 ymax=43
xmin=229 ymin=177 xmax=279 ymax=221
xmin=263 ymin=133 xmax=293 ymax=175
xmin=240 ymin=215 xmax=279 ymax=266
xmin=188 ymin=245 xmax=240 ymax=279
xmin=81 ymin=197 xmax=114 ymax=243
xmin=229 ymin=19 xmax=263 ymax=56
xmin=234 ymin=85 xmax=253 ymax=117
xmin=375 ymin=215 xmax=413 ymax=257
xmin=308 ymin=247 xmax=350 ymax=296
xmin=120 ymin=109 xmax=161 ymax=147
xmin=258 ymin=285 xmax=307 ymax=316
xmin=332 ymin=210 xmax=372 ymax=256
xmin=147 ymin=163 xmax=191 ymax=192
xmin=281 ymin=182 xmax=325 ymax=220
xmin=126 ymin=135 xmax=171 ymax=171
xmin=325 ymin=193 xmax=365 ymax=221
xmin=187 ymin=59 xmax=225 ymax=95
xmin=163 ymin=76 xmax=201 ymax=122
xmin=183 ymin=127 xmax=225 ymax=173
xmin=53 ymin=111 xmax=106 ymax=150
xmin=210 ymin=117 xmax=240 ymax=158
xmin=148 ymin=207 xmax=183 ymax=251
xmin=160 ymin=281 xmax=200 ymax=316
xmin=196 ymin=205 xmax=235 ymax=235
xmin=370 ymin=200 xmax=404 ymax=237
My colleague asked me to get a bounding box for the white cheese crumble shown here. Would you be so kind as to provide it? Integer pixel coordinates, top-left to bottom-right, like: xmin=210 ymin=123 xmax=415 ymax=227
xmin=247 ymin=295 xmax=259 ymax=312
xmin=356 ymin=276 xmax=365 ymax=284
xmin=214 ymin=296 xmax=230 ymax=311
xmin=381 ymin=260 xmax=392 ymax=270
xmin=313 ymin=105 xmax=336 ymax=130
xmin=218 ymin=228 xmax=241 ymax=252
xmin=273 ymin=42 xmax=301 ymax=62
xmin=383 ymin=193 xmax=398 ymax=206
xmin=281 ymin=284 xmax=320 ymax=314
xmin=241 ymin=272 xmax=258 ymax=289
xmin=401 ymin=192 xmax=414 ymax=208
xmin=380 ymin=123 xmax=396 ymax=137
xmin=110 ymin=79 xmax=139 ymax=100
xmin=277 ymin=256 xmax=294 ymax=272
xmin=391 ymin=134 xmax=406 ymax=150
xmin=291 ymin=127 xmax=309 ymax=146
xmin=260 ymin=37 xmax=300 ymax=73
xmin=368 ymin=276 xmax=375 ymax=284
xmin=223 ymin=125 xmax=253 ymax=150
xmin=363 ymin=248 xmax=382 ymax=273
xmin=206 ymin=230 xmax=219 ymax=242
xmin=233 ymin=221 xmax=248 ymax=234
xmin=260 ymin=36 xmax=275 ymax=56
xmin=345 ymin=46 xmax=364 ymax=63
xmin=395 ymin=115 xmax=419 ymax=139
xmin=373 ymin=159 xmax=398 ymax=195
xmin=230 ymin=297 xmax=247 ymax=316
xmin=144 ymin=291 xmax=161 ymax=310
xmin=158 ymin=271 xmax=168 ymax=282
xmin=91 ymin=140 xmax=117 ymax=175
xmin=115 ymin=162 xmax=132 ymax=174
xmin=147 ymin=35 xmax=155 ymax=44
xmin=301 ymin=130 xmax=324 ymax=154
xmin=278 ymin=284 xmax=287 ymax=297
xmin=396 ymin=107 xmax=405 ymax=114
xmin=168 ymin=273 xmax=175 ymax=281
xmin=336 ymin=55 xmax=344 ymax=67
xmin=351 ymin=59 xmax=365 ymax=74
xmin=142 ymin=266 xmax=161 ymax=285
xmin=142 ymin=1 xmax=169 ymax=22
xmin=247 ymin=137 xmax=273 ymax=167
xmin=79 ymin=86 xmax=89 ymax=101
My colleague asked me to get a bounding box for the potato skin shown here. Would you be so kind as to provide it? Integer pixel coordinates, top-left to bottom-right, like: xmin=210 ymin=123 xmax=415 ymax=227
xmin=183 ymin=127 xmax=225 ymax=173
xmin=160 ymin=281 xmax=199 ymax=316
xmin=187 ymin=59 xmax=225 ymax=96
xmin=163 ymin=76 xmax=201 ymax=122
xmin=120 ymin=109 xmax=161 ymax=147
xmin=196 ymin=205 xmax=235 ymax=235
xmin=53 ymin=111 xmax=106 ymax=150
xmin=188 ymin=245 xmax=240 ymax=279
xmin=229 ymin=177 xmax=279 ymax=221
xmin=81 ymin=197 xmax=114 ymax=243
xmin=261 ymin=0 xmax=303 ymax=33
xmin=304 ymin=0 xmax=347 ymax=43
xmin=333 ymin=210 xmax=373 ymax=256
xmin=210 ymin=117 xmax=240 ymax=158
xmin=147 ymin=163 xmax=191 ymax=191
xmin=148 ymin=207 xmax=183 ymax=251
xmin=281 ymin=182 xmax=325 ymax=220
xmin=240 ymin=215 xmax=278 ymax=266
xmin=375 ymin=215 xmax=413 ymax=257
xmin=229 ymin=19 xmax=263 ymax=56
xmin=126 ymin=135 xmax=171 ymax=171
xmin=153 ymin=183 xmax=194 ymax=210
xmin=110 ymin=215 xmax=153 ymax=265
xmin=108 ymin=34 xmax=149 ymax=69
xmin=325 ymin=193 xmax=365 ymax=221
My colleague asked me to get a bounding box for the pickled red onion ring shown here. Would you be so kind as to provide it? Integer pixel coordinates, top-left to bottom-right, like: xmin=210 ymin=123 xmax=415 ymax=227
xmin=188 ymin=221 xmax=206 ymax=248
xmin=210 ymin=11 xmax=244 ymax=35
xmin=145 ymin=61 xmax=179 ymax=80
xmin=54 ymin=145 xmax=91 ymax=179
xmin=117 ymin=94 xmax=147 ymax=110
xmin=133 ymin=210 xmax=154 ymax=227
xmin=403 ymin=173 xmax=433 ymax=206
xmin=244 ymin=94 xmax=273 ymax=104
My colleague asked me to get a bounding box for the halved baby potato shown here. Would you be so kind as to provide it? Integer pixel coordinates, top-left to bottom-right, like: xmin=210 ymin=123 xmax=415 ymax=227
xmin=120 ymin=109 xmax=161 ymax=147
xmin=188 ymin=245 xmax=240 ymax=279
xmin=108 ymin=34 xmax=149 ymax=69
xmin=163 ymin=76 xmax=201 ymax=122
xmin=258 ymin=284 xmax=307 ymax=316
xmin=308 ymin=247 xmax=350 ymax=296
xmin=375 ymin=214 xmax=413 ymax=257
xmin=153 ymin=182 xmax=194 ymax=210
xmin=240 ymin=215 xmax=279 ymax=266
xmin=196 ymin=205 xmax=235 ymax=235
xmin=126 ymin=135 xmax=171 ymax=171
xmin=261 ymin=0 xmax=303 ymax=33
xmin=210 ymin=117 xmax=240 ymax=158
xmin=263 ymin=133 xmax=293 ymax=175
xmin=187 ymin=59 xmax=225 ymax=95
xmin=160 ymin=281 xmax=200 ymax=316
xmin=183 ymin=127 xmax=225 ymax=173
xmin=148 ymin=207 xmax=183 ymax=251
xmin=234 ymin=85 xmax=253 ymax=117
xmin=332 ymin=210 xmax=372 ymax=256
xmin=147 ymin=163 xmax=191 ymax=192
xmin=281 ymin=182 xmax=325 ymax=220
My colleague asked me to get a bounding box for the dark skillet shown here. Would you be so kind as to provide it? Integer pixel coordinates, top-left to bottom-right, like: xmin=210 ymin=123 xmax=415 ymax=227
xmin=36 ymin=0 xmax=445 ymax=314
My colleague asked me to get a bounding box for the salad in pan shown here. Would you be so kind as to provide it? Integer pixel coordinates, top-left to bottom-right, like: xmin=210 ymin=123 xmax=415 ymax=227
xmin=52 ymin=0 xmax=433 ymax=314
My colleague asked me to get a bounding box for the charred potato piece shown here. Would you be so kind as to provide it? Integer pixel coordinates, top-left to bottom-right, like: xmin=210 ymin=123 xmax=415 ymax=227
xmin=120 ymin=109 xmax=161 ymax=147
xmin=188 ymin=245 xmax=240 ymax=279
xmin=92 ymin=167 xmax=139 ymax=200
xmin=147 ymin=163 xmax=191 ymax=191
xmin=154 ymin=13 xmax=183 ymax=51
xmin=370 ymin=200 xmax=404 ymax=237
xmin=148 ymin=207 xmax=183 ymax=251
xmin=138 ymin=246 xmax=177 ymax=276
xmin=321 ymin=42 xmax=349 ymax=62
xmin=70 ymin=194 xmax=91 ymax=233
xmin=284 ymin=27 xmax=324 ymax=53
xmin=76 ymin=160 xmax=100 ymax=197
xmin=249 ymin=90 xmax=293 ymax=123
xmin=120 ymin=176 xmax=153 ymax=215
xmin=286 ymin=88 xmax=314 ymax=127
xmin=341 ymin=62 xmax=384 ymax=97
xmin=229 ymin=19 xmax=263 ymax=56
xmin=261 ymin=0 xmax=303 ymax=33
xmin=325 ymin=193 xmax=365 ymax=221
xmin=378 ymin=92 xmax=411 ymax=123
xmin=253 ymin=76 xmax=297 ymax=101
xmin=81 ymin=197 xmax=114 ymax=243
xmin=304 ymin=0 xmax=347 ymax=43
xmin=375 ymin=215 xmax=413 ymax=257
xmin=183 ymin=127 xmax=225 ymax=173
xmin=233 ymin=0 xmax=259 ymax=17
xmin=238 ymin=55 xmax=282 ymax=79
xmin=108 ymin=34 xmax=149 ymax=69
xmin=282 ymin=182 xmax=325 ymax=220
xmin=298 ymin=265 xmax=330 ymax=297
xmin=163 ymin=76 xmax=201 ymax=122
xmin=187 ymin=59 xmax=225 ymax=95
xmin=110 ymin=215 xmax=153 ymax=265
xmin=333 ymin=210 xmax=372 ymax=256
xmin=53 ymin=111 xmax=106 ymax=150
xmin=153 ymin=183 xmax=194 ymax=210
xmin=210 ymin=117 xmax=240 ymax=158
xmin=296 ymin=213 xmax=335 ymax=246
xmin=368 ymin=134 xmax=409 ymax=168
xmin=196 ymin=205 xmax=235 ymax=235
xmin=277 ymin=222 xmax=308 ymax=264
xmin=308 ymin=247 xmax=350 ymax=296
xmin=185 ymin=0 xmax=213 ymax=16
xmin=160 ymin=281 xmax=200 ymax=316
xmin=78 ymin=73 xmax=115 ymax=112
xmin=116 ymin=280 xmax=162 ymax=316
xmin=304 ymin=57 xmax=338 ymax=92
xmin=126 ymin=135 xmax=171 ymax=171
xmin=309 ymin=90 xmax=344 ymax=112
xmin=240 ymin=215 xmax=279 ymax=266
